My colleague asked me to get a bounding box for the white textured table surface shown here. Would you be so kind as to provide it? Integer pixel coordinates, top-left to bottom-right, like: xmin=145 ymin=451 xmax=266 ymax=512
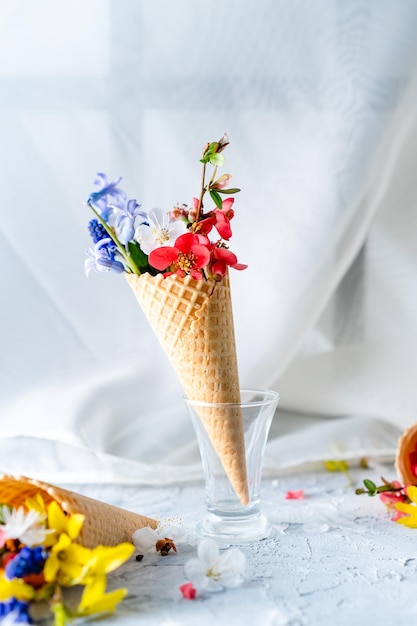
xmin=48 ymin=467 xmax=417 ymax=626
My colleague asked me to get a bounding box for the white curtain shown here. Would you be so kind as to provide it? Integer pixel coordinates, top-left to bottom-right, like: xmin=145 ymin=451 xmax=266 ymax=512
xmin=1 ymin=0 xmax=416 ymax=483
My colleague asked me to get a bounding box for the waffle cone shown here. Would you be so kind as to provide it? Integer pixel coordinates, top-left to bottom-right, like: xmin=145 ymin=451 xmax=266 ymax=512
xmin=0 ymin=474 xmax=157 ymax=548
xmin=395 ymin=423 xmax=417 ymax=485
xmin=126 ymin=271 xmax=249 ymax=505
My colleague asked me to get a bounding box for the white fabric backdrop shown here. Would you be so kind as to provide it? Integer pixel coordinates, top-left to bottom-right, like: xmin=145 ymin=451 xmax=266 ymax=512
xmin=0 ymin=0 xmax=416 ymax=483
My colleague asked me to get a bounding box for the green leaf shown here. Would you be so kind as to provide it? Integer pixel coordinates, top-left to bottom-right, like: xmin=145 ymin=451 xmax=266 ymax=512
xmin=200 ymin=157 xmax=210 ymax=164
xmin=209 ymin=153 xmax=225 ymax=167
xmin=127 ymin=241 xmax=148 ymax=271
xmin=203 ymin=141 xmax=219 ymax=156
xmin=216 ymin=187 xmax=241 ymax=195
xmin=363 ymin=479 xmax=377 ymax=492
xmin=209 ymin=189 xmax=223 ymax=209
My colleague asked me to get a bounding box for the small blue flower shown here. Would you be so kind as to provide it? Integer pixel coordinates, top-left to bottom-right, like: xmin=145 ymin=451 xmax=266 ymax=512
xmin=84 ymin=238 xmax=125 ymax=276
xmin=0 ymin=598 xmax=32 ymax=623
xmin=88 ymin=172 xmax=125 ymax=205
xmin=5 ymin=546 xmax=47 ymax=580
xmin=113 ymin=198 xmax=147 ymax=245
xmin=88 ymin=219 xmax=116 ymax=248
xmin=88 ymin=173 xmax=126 ymax=221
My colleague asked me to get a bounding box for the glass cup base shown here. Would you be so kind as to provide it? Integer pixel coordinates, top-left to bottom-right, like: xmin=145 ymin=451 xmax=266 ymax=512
xmin=197 ymin=510 xmax=274 ymax=544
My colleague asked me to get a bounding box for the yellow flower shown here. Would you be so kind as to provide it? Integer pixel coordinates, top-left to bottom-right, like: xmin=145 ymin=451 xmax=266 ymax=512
xmin=44 ymin=533 xmax=88 ymax=585
xmin=77 ymin=543 xmax=135 ymax=585
xmin=24 ymin=493 xmax=48 ymax=517
xmin=44 ymin=533 xmax=134 ymax=588
xmin=0 ymin=573 xmax=35 ymax=601
xmin=76 ymin=575 xmax=128 ymax=616
xmin=324 ymin=460 xmax=349 ymax=472
xmin=395 ymin=485 xmax=417 ymax=527
xmin=45 ymin=501 xmax=85 ymax=546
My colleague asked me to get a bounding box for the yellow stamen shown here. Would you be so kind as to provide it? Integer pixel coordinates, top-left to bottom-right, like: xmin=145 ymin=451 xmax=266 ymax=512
xmin=176 ymin=252 xmax=196 ymax=273
xmin=152 ymin=227 xmax=170 ymax=245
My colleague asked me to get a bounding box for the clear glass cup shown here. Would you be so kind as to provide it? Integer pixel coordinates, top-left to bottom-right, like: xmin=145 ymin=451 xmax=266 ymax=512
xmin=184 ymin=389 xmax=279 ymax=543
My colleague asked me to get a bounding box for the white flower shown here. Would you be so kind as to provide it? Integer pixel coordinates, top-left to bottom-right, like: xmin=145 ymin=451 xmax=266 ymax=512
xmin=0 ymin=505 xmax=50 ymax=546
xmin=134 ymin=208 xmax=188 ymax=254
xmin=184 ymin=538 xmax=246 ymax=592
xmin=132 ymin=524 xmax=186 ymax=554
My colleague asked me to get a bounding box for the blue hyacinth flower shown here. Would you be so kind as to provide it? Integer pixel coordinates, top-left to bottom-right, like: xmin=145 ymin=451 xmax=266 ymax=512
xmin=88 ymin=173 xmax=125 ymax=205
xmin=84 ymin=238 xmax=125 ymax=276
xmin=113 ymin=198 xmax=147 ymax=245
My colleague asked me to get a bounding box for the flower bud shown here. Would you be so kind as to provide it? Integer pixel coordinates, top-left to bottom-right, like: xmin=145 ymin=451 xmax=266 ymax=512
xmin=216 ymin=133 xmax=229 ymax=153
xmin=211 ymin=174 xmax=232 ymax=190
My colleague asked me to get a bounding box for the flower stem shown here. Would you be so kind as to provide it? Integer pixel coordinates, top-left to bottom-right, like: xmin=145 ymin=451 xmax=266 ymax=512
xmin=88 ymin=203 xmax=141 ymax=275
xmin=195 ymin=161 xmax=207 ymax=223
xmin=208 ymin=165 xmax=218 ymax=187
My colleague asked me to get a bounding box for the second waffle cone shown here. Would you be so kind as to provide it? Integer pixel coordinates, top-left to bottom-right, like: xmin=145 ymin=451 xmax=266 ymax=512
xmin=0 ymin=474 xmax=157 ymax=548
xmin=126 ymin=271 xmax=249 ymax=505
xmin=396 ymin=423 xmax=417 ymax=486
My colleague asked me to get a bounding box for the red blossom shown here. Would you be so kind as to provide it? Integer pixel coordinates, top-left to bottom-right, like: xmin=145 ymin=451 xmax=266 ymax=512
xmin=214 ymin=209 xmax=232 ymax=240
xmin=209 ymin=246 xmax=247 ymax=281
xmin=196 ymin=198 xmax=235 ymax=240
xmin=285 ymin=490 xmax=305 ymax=500
xmin=179 ymin=582 xmax=197 ymax=600
xmin=149 ymin=232 xmax=210 ymax=280
xmin=195 ymin=215 xmax=216 ymax=236
xmin=379 ymin=480 xmax=409 ymax=520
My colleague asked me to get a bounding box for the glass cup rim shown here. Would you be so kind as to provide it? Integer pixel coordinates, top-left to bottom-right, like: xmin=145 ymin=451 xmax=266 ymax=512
xmin=183 ymin=388 xmax=280 ymax=409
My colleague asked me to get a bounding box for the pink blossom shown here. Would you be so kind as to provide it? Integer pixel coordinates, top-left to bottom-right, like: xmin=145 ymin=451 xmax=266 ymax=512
xmin=285 ymin=490 xmax=305 ymax=500
xmin=379 ymin=480 xmax=408 ymax=521
xmin=179 ymin=582 xmax=197 ymax=599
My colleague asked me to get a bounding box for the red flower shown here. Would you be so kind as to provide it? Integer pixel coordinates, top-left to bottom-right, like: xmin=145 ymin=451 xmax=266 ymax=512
xmin=379 ymin=480 xmax=408 ymax=520
xmin=149 ymin=232 xmax=210 ymax=280
xmin=285 ymin=490 xmax=305 ymax=500
xmin=209 ymin=247 xmax=247 ymax=281
xmin=179 ymin=582 xmax=197 ymax=600
xmin=197 ymin=198 xmax=235 ymax=240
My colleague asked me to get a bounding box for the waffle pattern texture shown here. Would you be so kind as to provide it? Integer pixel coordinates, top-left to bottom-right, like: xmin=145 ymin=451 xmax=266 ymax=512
xmin=0 ymin=474 xmax=157 ymax=548
xmin=126 ymin=271 xmax=249 ymax=505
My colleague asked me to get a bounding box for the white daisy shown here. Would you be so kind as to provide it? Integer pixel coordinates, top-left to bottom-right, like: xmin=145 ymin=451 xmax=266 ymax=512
xmin=1 ymin=505 xmax=50 ymax=546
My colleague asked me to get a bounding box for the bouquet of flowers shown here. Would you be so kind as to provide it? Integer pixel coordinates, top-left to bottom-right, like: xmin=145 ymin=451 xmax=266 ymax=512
xmin=85 ymin=134 xmax=249 ymax=504
xmin=0 ymin=475 xmax=157 ymax=624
